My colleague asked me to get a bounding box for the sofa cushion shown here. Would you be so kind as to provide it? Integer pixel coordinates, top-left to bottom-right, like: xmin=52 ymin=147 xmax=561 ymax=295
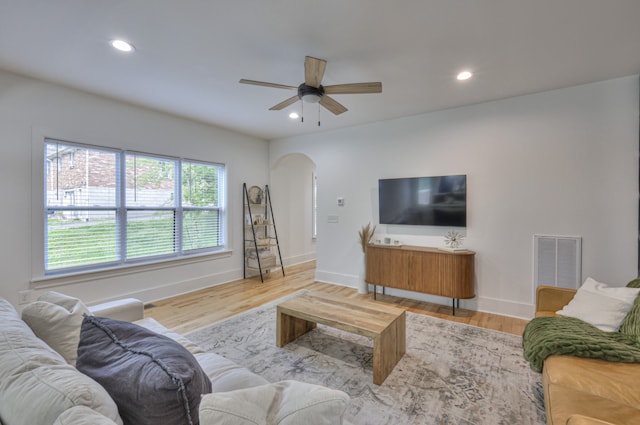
xmin=53 ymin=406 xmax=120 ymax=425
xmin=199 ymin=380 xmax=349 ymax=425
xmin=543 ymin=356 xmax=640 ymax=409
xmin=135 ymin=317 xmax=205 ymax=355
xmin=0 ymin=299 xmax=122 ymax=425
xmin=76 ymin=315 xmax=212 ymax=425
xmin=556 ymin=278 xmax=640 ymax=331
xmin=194 ymin=352 xmax=269 ymax=392
xmin=545 ymin=377 xmax=640 ymax=425
xmin=21 ymin=291 xmax=91 ymax=365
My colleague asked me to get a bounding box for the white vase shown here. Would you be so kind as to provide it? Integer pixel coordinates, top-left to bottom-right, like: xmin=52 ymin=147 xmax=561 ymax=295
xmin=358 ymin=256 xmax=368 ymax=294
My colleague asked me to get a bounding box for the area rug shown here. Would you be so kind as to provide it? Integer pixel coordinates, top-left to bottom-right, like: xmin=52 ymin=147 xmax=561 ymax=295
xmin=186 ymin=293 xmax=546 ymax=425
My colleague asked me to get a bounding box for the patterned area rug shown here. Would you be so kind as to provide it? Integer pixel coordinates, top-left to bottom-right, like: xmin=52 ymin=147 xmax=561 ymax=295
xmin=186 ymin=293 xmax=546 ymax=425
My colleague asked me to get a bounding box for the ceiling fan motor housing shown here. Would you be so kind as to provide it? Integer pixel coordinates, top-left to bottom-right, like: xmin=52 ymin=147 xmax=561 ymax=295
xmin=298 ymin=83 xmax=324 ymax=103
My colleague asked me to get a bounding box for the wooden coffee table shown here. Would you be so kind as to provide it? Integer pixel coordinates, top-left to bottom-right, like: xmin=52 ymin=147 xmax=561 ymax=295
xmin=276 ymin=292 xmax=406 ymax=385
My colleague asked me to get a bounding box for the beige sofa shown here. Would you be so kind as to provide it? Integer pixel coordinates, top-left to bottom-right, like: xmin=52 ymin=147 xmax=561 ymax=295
xmin=534 ymin=286 xmax=640 ymax=425
xmin=0 ymin=293 xmax=350 ymax=425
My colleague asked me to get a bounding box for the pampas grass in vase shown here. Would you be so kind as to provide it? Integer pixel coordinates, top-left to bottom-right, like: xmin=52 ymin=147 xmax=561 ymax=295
xmin=357 ymin=222 xmax=376 ymax=294
xmin=358 ymin=222 xmax=376 ymax=253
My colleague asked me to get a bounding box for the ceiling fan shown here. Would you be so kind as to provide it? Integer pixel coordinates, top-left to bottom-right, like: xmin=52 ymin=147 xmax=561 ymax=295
xmin=239 ymin=56 xmax=382 ymax=117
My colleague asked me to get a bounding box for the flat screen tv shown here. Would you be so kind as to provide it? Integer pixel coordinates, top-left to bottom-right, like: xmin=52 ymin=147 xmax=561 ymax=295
xmin=378 ymin=175 xmax=467 ymax=227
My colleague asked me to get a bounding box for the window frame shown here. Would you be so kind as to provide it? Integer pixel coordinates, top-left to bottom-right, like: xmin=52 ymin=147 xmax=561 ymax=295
xmin=41 ymin=138 xmax=227 ymax=277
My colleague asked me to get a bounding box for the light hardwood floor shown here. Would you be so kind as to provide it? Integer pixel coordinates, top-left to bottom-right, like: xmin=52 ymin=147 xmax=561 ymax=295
xmin=144 ymin=261 xmax=530 ymax=336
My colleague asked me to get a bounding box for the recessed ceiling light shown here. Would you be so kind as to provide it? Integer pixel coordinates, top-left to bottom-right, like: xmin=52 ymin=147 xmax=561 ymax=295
xmin=457 ymin=71 xmax=473 ymax=81
xmin=110 ymin=39 xmax=135 ymax=53
xmin=289 ymin=112 xmax=300 ymax=119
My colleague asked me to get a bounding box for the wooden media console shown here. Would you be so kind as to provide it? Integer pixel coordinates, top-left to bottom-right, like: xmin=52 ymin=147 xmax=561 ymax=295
xmin=365 ymin=244 xmax=475 ymax=315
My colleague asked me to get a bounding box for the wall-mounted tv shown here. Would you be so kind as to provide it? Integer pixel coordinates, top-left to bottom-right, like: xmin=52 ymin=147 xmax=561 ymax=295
xmin=378 ymin=175 xmax=467 ymax=227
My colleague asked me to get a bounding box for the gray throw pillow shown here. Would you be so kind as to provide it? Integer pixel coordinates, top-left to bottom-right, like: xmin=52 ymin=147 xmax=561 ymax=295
xmin=76 ymin=316 xmax=212 ymax=425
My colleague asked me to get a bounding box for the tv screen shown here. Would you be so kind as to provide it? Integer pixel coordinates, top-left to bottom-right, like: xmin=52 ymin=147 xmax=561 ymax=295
xmin=378 ymin=175 xmax=467 ymax=227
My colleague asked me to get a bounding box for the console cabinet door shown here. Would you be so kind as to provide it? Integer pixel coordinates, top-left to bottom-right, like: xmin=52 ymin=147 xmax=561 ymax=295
xmin=411 ymin=251 xmax=475 ymax=298
xmin=409 ymin=252 xmax=440 ymax=294
xmin=366 ymin=246 xmax=410 ymax=288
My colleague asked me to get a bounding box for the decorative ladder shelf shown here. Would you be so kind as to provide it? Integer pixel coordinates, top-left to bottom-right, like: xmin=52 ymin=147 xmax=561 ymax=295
xmin=242 ymin=183 xmax=285 ymax=282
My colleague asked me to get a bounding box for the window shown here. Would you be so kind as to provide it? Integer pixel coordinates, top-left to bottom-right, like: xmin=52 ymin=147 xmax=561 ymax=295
xmin=44 ymin=139 xmax=225 ymax=273
xmin=181 ymin=160 xmax=223 ymax=251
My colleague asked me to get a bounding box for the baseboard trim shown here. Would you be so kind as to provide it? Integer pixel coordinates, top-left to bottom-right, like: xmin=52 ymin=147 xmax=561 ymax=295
xmin=95 ymin=268 xmax=244 ymax=305
xmin=315 ymin=270 xmax=359 ymax=287
xmin=315 ymin=269 xmax=534 ymax=320
xmin=113 ymin=255 xmax=318 ymax=305
xmin=283 ymin=252 xmax=316 ymax=267
xmin=475 ymin=296 xmax=535 ymax=320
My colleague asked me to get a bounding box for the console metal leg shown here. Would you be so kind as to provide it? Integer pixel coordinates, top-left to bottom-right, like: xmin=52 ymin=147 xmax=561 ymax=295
xmin=451 ymin=299 xmax=461 ymax=315
xmin=374 ymin=285 xmax=377 ymax=300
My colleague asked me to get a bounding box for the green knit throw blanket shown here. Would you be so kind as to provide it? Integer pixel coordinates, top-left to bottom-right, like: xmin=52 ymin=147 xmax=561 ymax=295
xmin=523 ymin=279 xmax=640 ymax=372
xmin=522 ymin=316 xmax=640 ymax=372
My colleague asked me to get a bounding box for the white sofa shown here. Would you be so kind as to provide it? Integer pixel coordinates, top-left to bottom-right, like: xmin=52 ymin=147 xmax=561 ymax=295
xmin=0 ymin=293 xmax=350 ymax=425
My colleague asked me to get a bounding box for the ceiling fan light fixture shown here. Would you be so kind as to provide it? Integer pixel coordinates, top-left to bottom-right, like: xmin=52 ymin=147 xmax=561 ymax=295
xmin=457 ymin=70 xmax=473 ymax=81
xmin=110 ymin=39 xmax=135 ymax=53
xmin=289 ymin=112 xmax=299 ymax=119
xmin=302 ymin=94 xmax=321 ymax=103
xmin=298 ymin=83 xmax=324 ymax=104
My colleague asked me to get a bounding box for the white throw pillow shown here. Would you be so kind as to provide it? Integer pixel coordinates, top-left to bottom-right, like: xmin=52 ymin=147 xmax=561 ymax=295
xmin=21 ymin=291 xmax=91 ymax=365
xmin=0 ymin=299 xmax=122 ymax=425
xmin=199 ymin=380 xmax=349 ymax=425
xmin=556 ymin=277 xmax=640 ymax=332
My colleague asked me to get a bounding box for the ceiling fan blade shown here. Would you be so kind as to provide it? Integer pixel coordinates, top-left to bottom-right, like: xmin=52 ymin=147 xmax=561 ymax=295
xmin=319 ymin=95 xmax=348 ymax=115
xmin=269 ymin=95 xmax=300 ymax=111
xmin=324 ymin=82 xmax=382 ymax=94
xmin=304 ymin=56 xmax=327 ymax=88
xmin=239 ymin=79 xmax=296 ymax=90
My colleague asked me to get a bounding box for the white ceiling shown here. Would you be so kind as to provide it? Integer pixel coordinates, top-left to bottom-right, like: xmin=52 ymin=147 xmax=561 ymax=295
xmin=1 ymin=1 xmax=639 ymax=140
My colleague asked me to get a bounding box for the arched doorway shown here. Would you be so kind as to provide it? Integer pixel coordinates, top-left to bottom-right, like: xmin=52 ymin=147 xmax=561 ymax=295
xmin=270 ymin=153 xmax=317 ymax=266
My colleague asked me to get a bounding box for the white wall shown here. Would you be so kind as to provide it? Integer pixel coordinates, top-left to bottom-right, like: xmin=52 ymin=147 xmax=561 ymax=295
xmin=270 ymin=154 xmax=316 ymax=266
xmin=0 ymin=69 xmax=269 ymax=307
xmin=270 ymin=75 xmax=639 ymax=319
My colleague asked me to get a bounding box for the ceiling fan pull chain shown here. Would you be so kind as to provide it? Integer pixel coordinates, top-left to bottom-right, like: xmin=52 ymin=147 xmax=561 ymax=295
xmin=318 ymin=104 xmax=321 ymax=126
xmin=301 ymin=101 xmax=304 ymax=123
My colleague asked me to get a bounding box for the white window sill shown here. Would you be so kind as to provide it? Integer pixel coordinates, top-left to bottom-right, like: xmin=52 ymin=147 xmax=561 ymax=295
xmin=31 ymin=249 xmax=232 ymax=289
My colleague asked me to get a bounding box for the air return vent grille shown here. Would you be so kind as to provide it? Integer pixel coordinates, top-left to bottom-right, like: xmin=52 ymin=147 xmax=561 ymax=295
xmin=534 ymin=235 xmax=582 ymax=289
